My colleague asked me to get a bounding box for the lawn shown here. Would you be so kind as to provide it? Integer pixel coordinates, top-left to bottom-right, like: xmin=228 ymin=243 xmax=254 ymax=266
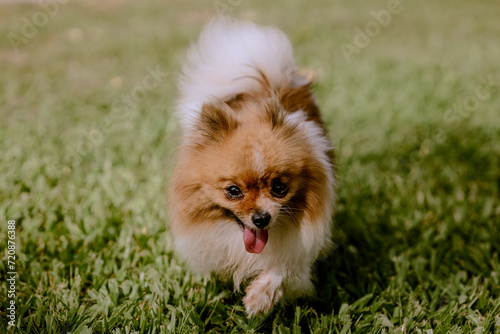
xmin=1 ymin=0 xmax=499 ymax=333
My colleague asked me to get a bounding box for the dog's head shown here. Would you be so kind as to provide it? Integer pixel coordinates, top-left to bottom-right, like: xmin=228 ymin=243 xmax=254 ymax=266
xmin=172 ymin=95 xmax=333 ymax=253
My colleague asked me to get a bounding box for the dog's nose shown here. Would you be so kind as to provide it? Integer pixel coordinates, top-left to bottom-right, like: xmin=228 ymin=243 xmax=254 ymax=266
xmin=251 ymin=212 xmax=271 ymax=229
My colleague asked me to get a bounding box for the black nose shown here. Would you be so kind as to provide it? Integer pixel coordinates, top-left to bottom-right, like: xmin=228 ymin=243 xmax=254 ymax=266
xmin=251 ymin=212 xmax=271 ymax=229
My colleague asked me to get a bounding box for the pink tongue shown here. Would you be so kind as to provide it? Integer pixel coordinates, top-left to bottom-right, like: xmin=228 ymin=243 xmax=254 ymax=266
xmin=243 ymin=226 xmax=268 ymax=254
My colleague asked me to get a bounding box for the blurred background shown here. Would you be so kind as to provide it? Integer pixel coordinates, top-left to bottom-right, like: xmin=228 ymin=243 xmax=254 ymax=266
xmin=1 ymin=0 xmax=499 ymax=332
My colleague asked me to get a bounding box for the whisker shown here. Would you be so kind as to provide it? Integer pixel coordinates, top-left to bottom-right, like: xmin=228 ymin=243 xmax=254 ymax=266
xmin=279 ymin=206 xmax=302 ymax=225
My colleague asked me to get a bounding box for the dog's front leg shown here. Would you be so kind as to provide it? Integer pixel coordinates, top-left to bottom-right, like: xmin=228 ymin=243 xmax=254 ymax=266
xmin=243 ymin=270 xmax=284 ymax=317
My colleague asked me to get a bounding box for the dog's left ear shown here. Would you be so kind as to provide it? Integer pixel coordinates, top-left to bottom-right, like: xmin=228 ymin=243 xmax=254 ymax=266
xmin=279 ymin=84 xmax=323 ymax=125
xmin=196 ymin=101 xmax=239 ymax=142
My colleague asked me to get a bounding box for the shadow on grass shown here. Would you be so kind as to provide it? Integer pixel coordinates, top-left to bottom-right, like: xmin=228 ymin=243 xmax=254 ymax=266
xmin=247 ymin=123 xmax=499 ymax=332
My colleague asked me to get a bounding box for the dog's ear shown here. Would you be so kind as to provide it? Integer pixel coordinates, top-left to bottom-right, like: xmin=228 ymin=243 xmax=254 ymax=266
xmin=225 ymin=93 xmax=255 ymax=110
xmin=196 ymin=101 xmax=239 ymax=142
xmin=279 ymin=84 xmax=323 ymax=125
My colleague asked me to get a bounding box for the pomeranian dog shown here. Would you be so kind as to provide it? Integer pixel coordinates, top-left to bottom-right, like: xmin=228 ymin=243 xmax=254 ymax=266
xmin=169 ymin=18 xmax=336 ymax=317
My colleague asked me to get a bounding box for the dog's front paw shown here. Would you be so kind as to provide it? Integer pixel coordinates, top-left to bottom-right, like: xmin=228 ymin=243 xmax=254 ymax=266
xmin=243 ymin=272 xmax=283 ymax=317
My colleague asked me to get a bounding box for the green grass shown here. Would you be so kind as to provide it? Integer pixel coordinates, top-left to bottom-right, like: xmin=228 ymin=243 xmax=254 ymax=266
xmin=1 ymin=0 xmax=499 ymax=332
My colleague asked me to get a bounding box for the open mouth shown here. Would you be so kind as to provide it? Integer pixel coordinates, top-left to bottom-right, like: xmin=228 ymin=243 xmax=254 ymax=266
xmin=243 ymin=226 xmax=268 ymax=254
xmin=225 ymin=209 xmax=269 ymax=254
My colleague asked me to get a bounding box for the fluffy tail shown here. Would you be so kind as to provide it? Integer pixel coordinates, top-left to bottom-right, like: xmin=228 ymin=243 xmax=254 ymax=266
xmin=177 ymin=18 xmax=306 ymax=132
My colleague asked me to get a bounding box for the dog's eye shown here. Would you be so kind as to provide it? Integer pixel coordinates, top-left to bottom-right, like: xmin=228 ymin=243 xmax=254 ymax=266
xmin=271 ymin=179 xmax=288 ymax=198
xmin=226 ymin=185 xmax=243 ymax=199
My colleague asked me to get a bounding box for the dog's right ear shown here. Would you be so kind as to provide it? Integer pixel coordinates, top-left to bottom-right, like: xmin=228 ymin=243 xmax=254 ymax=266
xmin=195 ymin=101 xmax=239 ymax=143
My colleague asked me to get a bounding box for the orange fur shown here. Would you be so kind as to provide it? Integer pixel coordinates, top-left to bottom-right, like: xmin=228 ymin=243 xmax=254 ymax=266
xmin=168 ymin=18 xmax=336 ymax=317
xmin=171 ymin=96 xmax=331 ymax=231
